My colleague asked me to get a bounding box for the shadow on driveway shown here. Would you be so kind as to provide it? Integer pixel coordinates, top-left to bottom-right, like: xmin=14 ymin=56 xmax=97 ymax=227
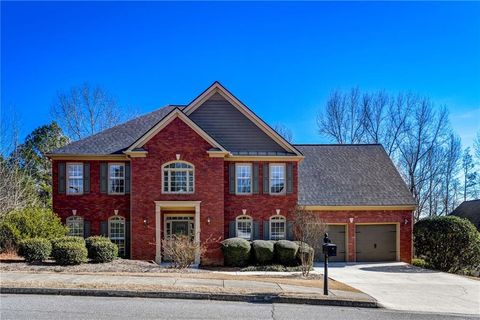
xmin=358 ymin=264 xmax=438 ymax=274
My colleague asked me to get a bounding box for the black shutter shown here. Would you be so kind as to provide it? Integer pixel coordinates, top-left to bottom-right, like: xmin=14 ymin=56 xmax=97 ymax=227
xmin=83 ymin=220 xmax=91 ymax=238
xmin=286 ymin=221 xmax=294 ymax=240
xmin=263 ymin=164 xmax=269 ymax=194
xmin=252 ymin=221 xmax=260 ymax=240
xmin=252 ymin=163 xmax=259 ymax=194
xmin=125 ymin=221 xmax=130 ymax=258
xmin=228 ymin=221 xmax=236 ymax=238
xmin=286 ymin=163 xmax=293 ymax=194
xmin=263 ymin=221 xmax=270 ymax=240
xmin=58 ymin=162 xmax=66 ymax=194
xmin=125 ymin=163 xmax=131 ymax=194
xmin=100 ymin=221 xmax=108 ymax=237
xmin=100 ymin=162 xmax=108 ymax=193
xmin=83 ymin=163 xmax=90 ymax=194
xmin=229 ymin=163 xmax=235 ymax=194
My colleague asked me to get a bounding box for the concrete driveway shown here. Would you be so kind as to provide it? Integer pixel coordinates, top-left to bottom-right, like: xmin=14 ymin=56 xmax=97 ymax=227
xmin=320 ymin=262 xmax=480 ymax=315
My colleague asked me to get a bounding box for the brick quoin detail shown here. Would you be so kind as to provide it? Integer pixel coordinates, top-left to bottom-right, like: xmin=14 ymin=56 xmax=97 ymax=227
xmin=312 ymin=210 xmax=413 ymax=263
xmin=52 ymin=160 xmax=130 ymax=235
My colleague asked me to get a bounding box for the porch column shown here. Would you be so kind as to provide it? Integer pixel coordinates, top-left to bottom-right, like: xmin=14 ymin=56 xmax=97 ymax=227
xmin=155 ymin=203 xmax=162 ymax=264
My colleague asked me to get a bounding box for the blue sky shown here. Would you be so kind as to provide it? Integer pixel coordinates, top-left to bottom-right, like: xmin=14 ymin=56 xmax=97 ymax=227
xmin=2 ymin=2 xmax=479 ymax=147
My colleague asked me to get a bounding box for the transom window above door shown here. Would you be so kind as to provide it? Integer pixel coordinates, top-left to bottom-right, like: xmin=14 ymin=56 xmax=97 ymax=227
xmin=162 ymin=161 xmax=194 ymax=194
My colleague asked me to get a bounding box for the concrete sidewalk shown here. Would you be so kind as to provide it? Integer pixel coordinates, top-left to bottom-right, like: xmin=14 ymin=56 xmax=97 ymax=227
xmin=0 ymin=271 xmax=376 ymax=307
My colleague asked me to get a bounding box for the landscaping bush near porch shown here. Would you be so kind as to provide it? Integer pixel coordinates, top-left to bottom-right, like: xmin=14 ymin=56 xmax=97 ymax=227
xmin=18 ymin=238 xmax=52 ymax=263
xmin=414 ymin=216 xmax=480 ymax=274
xmin=252 ymin=240 xmax=275 ymax=265
xmin=51 ymin=238 xmax=88 ymax=265
xmin=221 ymin=237 xmax=251 ymax=267
xmin=275 ymin=240 xmax=299 ymax=266
xmin=85 ymin=236 xmax=118 ymax=263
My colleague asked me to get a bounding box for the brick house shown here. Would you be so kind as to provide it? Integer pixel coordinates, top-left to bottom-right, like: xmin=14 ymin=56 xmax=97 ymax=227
xmin=48 ymin=82 xmax=415 ymax=265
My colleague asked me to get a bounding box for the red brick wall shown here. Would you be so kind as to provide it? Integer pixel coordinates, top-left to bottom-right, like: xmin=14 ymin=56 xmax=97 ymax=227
xmin=312 ymin=210 xmax=413 ymax=263
xmin=52 ymin=160 xmax=130 ymax=235
xmin=130 ymin=117 xmax=224 ymax=265
xmin=223 ymin=162 xmax=298 ymax=239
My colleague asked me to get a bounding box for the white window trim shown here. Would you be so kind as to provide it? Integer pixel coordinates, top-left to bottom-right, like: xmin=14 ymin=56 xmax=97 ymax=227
xmin=108 ymin=163 xmax=126 ymax=195
xmin=66 ymin=162 xmax=84 ymax=195
xmin=66 ymin=215 xmax=84 ymax=237
xmin=235 ymin=163 xmax=253 ymax=195
xmin=108 ymin=215 xmax=126 ymax=256
xmin=269 ymin=215 xmax=286 ymax=240
xmin=269 ymin=163 xmax=286 ymax=195
xmin=162 ymin=161 xmax=195 ymax=194
xmin=235 ymin=215 xmax=253 ymax=240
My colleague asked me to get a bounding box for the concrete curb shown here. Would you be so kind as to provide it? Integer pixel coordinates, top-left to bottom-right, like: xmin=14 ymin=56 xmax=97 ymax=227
xmin=1 ymin=287 xmax=378 ymax=308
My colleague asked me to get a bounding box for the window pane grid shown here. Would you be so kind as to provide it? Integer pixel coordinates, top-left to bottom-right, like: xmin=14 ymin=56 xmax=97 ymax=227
xmin=270 ymin=165 xmax=285 ymax=194
xmin=163 ymin=162 xmax=194 ymax=193
xmin=236 ymin=216 xmax=252 ymax=240
xmin=66 ymin=216 xmax=84 ymax=237
xmin=270 ymin=216 xmax=286 ymax=240
xmin=236 ymin=165 xmax=252 ymax=194
xmin=109 ymin=164 xmax=125 ymax=194
xmin=109 ymin=217 xmax=125 ymax=256
xmin=67 ymin=164 xmax=83 ymax=194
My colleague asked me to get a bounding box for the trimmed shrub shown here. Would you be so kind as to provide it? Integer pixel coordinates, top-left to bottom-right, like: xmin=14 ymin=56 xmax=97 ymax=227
xmin=18 ymin=238 xmax=52 ymax=263
xmin=252 ymin=240 xmax=274 ymax=265
xmin=221 ymin=237 xmax=251 ymax=267
xmin=51 ymin=240 xmax=88 ymax=265
xmin=85 ymin=236 xmax=111 ymax=251
xmin=411 ymin=258 xmax=428 ymax=269
xmin=414 ymin=216 xmax=480 ymax=273
xmin=51 ymin=236 xmax=85 ymax=250
xmin=275 ymin=240 xmax=299 ymax=265
xmin=0 ymin=208 xmax=67 ymax=251
xmin=89 ymin=240 xmax=118 ymax=263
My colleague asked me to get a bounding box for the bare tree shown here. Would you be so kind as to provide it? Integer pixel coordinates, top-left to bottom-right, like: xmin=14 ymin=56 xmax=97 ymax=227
xmin=273 ymin=123 xmax=293 ymax=143
xmin=317 ymin=88 xmax=366 ymax=144
xmin=51 ymin=83 xmax=123 ymax=140
xmin=291 ymin=205 xmax=326 ymax=277
xmin=0 ymin=110 xmax=40 ymax=215
xmin=462 ymin=147 xmax=478 ymax=201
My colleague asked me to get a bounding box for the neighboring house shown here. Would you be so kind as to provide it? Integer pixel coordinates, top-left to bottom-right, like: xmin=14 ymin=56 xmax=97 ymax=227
xmin=48 ymin=82 xmax=415 ymax=265
xmin=450 ymin=199 xmax=480 ymax=231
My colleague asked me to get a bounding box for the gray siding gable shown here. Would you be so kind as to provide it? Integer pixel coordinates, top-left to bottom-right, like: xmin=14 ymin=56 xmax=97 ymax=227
xmin=188 ymin=93 xmax=287 ymax=153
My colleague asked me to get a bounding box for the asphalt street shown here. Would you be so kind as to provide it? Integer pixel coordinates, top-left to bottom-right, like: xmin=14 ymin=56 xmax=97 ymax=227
xmin=1 ymin=294 xmax=477 ymax=320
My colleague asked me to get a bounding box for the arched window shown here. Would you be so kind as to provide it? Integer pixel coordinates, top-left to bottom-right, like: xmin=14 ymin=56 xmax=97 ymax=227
xmin=66 ymin=216 xmax=84 ymax=237
xmin=109 ymin=216 xmax=125 ymax=256
xmin=269 ymin=215 xmax=286 ymax=240
xmin=162 ymin=161 xmax=194 ymax=194
xmin=236 ymin=215 xmax=252 ymax=240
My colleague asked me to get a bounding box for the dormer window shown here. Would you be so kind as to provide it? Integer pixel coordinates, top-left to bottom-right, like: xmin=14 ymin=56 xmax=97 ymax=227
xmin=162 ymin=161 xmax=194 ymax=194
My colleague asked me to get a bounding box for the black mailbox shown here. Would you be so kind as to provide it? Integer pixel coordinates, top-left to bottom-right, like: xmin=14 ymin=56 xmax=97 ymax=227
xmin=323 ymin=243 xmax=337 ymax=257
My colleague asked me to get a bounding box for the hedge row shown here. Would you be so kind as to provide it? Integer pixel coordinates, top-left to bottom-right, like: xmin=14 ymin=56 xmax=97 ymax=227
xmin=17 ymin=236 xmax=118 ymax=265
xmin=221 ymin=238 xmax=314 ymax=267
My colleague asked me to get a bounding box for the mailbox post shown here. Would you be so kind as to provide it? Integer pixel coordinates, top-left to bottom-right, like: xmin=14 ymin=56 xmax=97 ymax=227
xmin=322 ymin=233 xmax=337 ymax=296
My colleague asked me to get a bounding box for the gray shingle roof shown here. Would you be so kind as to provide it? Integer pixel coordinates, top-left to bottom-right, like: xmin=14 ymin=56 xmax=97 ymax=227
xmin=52 ymin=106 xmax=181 ymax=154
xmin=450 ymin=200 xmax=480 ymax=231
xmin=295 ymin=144 xmax=415 ymax=206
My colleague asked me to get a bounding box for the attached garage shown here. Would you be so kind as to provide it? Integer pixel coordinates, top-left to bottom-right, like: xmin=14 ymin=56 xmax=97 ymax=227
xmin=355 ymin=224 xmax=397 ymax=262
xmin=315 ymin=225 xmax=347 ymax=262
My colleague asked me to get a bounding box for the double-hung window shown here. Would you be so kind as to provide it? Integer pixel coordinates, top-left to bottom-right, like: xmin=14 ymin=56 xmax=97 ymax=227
xmin=67 ymin=163 xmax=83 ymax=195
xmin=236 ymin=215 xmax=252 ymax=240
xmin=66 ymin=216 xmax=84 ymax=237
xmin=163 ymin=162 xmax=194 ymax=193
xmin=109 ymin=216 xmax=125 ymax=257
xmin=236 ymin=164 xmax=252 ymax=194
xmin=269 ymin=164 xmax=286 ymax=195
xmin=270 ymin=215 xmax=286 ymax=240
xmin=108 ymin=163 xmax=125 ymax=194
